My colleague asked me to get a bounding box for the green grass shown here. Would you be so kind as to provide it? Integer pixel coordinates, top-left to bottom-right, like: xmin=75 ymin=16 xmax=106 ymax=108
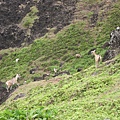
xmin=0 ymin=22 xmax=95 ymax=80
xmin=1 ymin=60 xmax=120 ymax=119
xmin=0 ymin=1 xmax=120 ymax=120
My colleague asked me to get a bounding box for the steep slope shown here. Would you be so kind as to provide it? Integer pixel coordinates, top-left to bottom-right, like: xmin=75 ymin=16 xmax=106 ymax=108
xmin=0 ymin=0 xmax=120 ymax=119
xmin=0 ymin=56 xmax=120 ymax=119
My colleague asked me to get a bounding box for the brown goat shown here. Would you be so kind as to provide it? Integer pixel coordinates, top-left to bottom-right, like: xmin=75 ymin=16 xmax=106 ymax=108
xmin=91 ymin=50 xmax=102 ymax=68
xmin=75 ymin=54 xmax=81 ymax=58
xmin=6 ymin=74 xmax=21 ymax=92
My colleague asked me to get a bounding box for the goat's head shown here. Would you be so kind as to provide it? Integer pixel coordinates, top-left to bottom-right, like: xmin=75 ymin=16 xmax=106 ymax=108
xmin=116 ymin=26 xmax=120 ymax=31
xmin=54 ymin=68 xmax=57 ymax=73
xmin=16 ymin=58 xmax=19 ymax=62
xmin=16 ymin=74 xmax=21 ymax=79
xmin=91 ymin=50 xmax=96 ymax=55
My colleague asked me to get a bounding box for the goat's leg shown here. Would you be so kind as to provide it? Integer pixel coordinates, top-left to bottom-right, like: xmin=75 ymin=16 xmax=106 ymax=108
xmin=10 ymin=85 xmax=12 ymax=91
xmin=6 ymin=86 xmax=9 ymax=92
xmin=95 ymin=61 xmax=98 ymax=68
xmin=6 ymin=87 xmax=8 ymax=92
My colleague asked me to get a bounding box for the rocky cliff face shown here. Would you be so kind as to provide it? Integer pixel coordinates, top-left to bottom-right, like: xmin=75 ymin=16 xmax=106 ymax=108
xmin=0 ymin=0 xmax=77 ymax=50
xmin=103 ymin=27 xmax=120 ymax=61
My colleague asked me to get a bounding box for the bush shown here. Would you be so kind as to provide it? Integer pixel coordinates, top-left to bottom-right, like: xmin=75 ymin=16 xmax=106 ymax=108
xmin=0 ymin=107 xmax=56 ymax=120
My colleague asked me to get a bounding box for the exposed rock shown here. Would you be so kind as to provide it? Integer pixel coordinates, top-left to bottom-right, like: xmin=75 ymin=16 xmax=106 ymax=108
xmin=77 ymin=68 xmax=82 ymax=72
xmin=29 ymin=68 xmax=37 ymax=74
xmin=90 ymin=11 xmax=98 ymax=27
xmin=0 ymin=53 xmax=8 ymax=60
xmin=0 ymin=81 xmax=9 ymax=105
xmin=33 ymin=73 xmax=50 ymax=81
xmin=13 ymin=93 xmax=25 ymax=100
xmin=0 ymin=24 xmax=33 ymax=49
xmin=103 ymin=27 xmax=120 ymax=62
xmin=53 ymin=71 xmax=70 ymax=77
xmin=0 ymin=0 xmax=77 ymax=104
xmin=102 ymin=41 xmax=110 ymax=49
xmin=0 ymin=0 xmax=77 ymax=49
xmin=102 ymin=50 xmax=116 ymax=62
xmin=0 ymin=0 xmax=34 ymax=28
xmin=103 ymin=59 xmax=116 ymax=65
xmin=31 ymin=0 xmax=77 ymax=38
xmin=109 ymin=29 xmax=120 ymax=49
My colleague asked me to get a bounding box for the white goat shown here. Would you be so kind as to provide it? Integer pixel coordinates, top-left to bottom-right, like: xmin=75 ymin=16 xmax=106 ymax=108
xmin=54 ymin=68 xmax=57 ymax=73
xmin=91 ymin=50 xmax=102 ymax=68
xmin=16 ymin=58 xmax=19 ymax=63
xmin=116 ymin=26 xmax=120 ymax=31
xmin=6 ymin=74 xmax=21 ymax=92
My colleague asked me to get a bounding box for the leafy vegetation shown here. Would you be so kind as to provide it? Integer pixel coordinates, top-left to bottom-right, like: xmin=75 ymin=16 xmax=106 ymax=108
xmin=0 ymin=107 xmax=56 ymax=120
xmin=0 ymin=1 xmax=120 ymax=120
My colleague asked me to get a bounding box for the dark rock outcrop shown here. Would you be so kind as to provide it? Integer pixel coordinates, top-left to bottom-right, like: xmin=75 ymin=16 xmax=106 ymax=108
xmin=103 ymin=27 xmax=120 ymax=61
xmin=90 ymin=11 xmax=98 ymax=27
xmin=109 ymin=28 xmax=120 ymax=49
xmin=77 ymin=68 xmax=82 ymax=72
xmin=0 ymin=53 xmax=8 ymax=60
xmin=0 ymin=24 xmax=33 ymax=49
xmin=0 ymin=81 xmax=9 ymax=105
xmin=13 ymin=93 xmax=25 ymax=100
xmin=29 ymin=68 xmax=37 ymax=74
xmin=33 ymin=73 xmax=50 ymax=81
xmin=0 ymin=0 xmax=34 ymax=27
xmin=0 ymin=0 xmax=77 ymax=50
xmin=53 ymin=71 xmax=70 ymax=77
xmin=31 ymin=0 xmax=77 ymax=38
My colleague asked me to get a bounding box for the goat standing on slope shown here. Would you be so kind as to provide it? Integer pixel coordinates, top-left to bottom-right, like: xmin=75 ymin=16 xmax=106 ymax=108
xmin=91 ymin=50 xmax=102 ymax=68
xmin=6 ymin=74 xmax=21 ymax=92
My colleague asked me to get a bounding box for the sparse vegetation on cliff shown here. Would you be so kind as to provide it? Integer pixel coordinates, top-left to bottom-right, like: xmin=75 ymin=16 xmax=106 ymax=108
xmin=21 ymin=6 xmax=39 ymax=28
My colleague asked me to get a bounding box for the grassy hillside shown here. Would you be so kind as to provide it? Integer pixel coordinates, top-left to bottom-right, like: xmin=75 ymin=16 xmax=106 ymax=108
xmin=0 ymin=0 xmax=120 ymax=120
xmin=0 ymin=59 xmax=120 ymax=119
